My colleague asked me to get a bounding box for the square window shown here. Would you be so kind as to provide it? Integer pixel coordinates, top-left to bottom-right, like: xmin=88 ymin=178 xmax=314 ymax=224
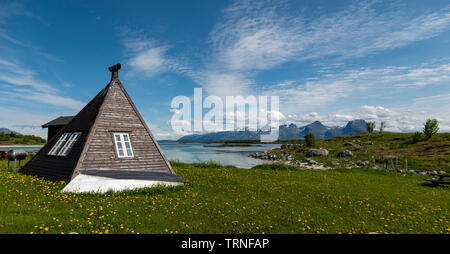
xmin=113 ymin=133 xmax=134 ymax=158
xmin=48 ymin=132 xmax=81 ymax=156
xmin=58 ymin=132 xmax=81 ymax=156
xmin=48 ymin=133 xmax=71 ymax=155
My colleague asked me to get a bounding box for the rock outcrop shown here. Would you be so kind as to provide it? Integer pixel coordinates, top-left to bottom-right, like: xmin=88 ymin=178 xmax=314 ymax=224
xmin=337 ymin=150 xmax=354 ymax=157
xmin=305 ymin=148 xmax=329 ymax=157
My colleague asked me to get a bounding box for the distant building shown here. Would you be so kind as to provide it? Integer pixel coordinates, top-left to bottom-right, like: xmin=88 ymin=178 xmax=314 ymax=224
xmin=20 ymin=63 xmax=182 ymax=192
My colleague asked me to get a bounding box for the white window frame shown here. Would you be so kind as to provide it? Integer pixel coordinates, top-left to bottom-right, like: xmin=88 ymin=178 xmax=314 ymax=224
xmin=57 ymin=132 xmax=82 ymax=156
xmin=48 ymin=132 xmax=71 ymax=155
xmin=113 ymin=133 xmax=134 ymax=158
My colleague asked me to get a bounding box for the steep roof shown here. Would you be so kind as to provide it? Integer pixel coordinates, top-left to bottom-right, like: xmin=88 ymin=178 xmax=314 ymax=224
xmin=42 ymin=116 xmax=74 ymax=128
xmin=20 ymin=64 xmax=181 ymax=185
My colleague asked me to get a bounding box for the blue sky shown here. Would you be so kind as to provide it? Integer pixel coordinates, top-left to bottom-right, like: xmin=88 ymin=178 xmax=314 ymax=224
xmin=0 ymin=0 xmax=449 ymax=139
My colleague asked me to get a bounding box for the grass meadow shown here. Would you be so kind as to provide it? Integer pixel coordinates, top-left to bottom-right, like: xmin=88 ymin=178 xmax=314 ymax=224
xmin=0 ymin=159 xmax=448 ymax=234
xmin=271 ymin=133 xmax=450 ymax=172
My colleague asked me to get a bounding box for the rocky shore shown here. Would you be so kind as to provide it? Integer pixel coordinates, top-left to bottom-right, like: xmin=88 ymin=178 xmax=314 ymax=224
xmin=249 ymin=147 xmax=447 ymax=175
xmin=249 ymin=150 xmax=332 ymax=170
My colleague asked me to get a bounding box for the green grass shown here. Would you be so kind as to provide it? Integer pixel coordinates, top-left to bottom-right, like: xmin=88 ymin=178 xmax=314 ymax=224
xmin=0 ymin=159 xmax=448 ymax=234
xmin=0 ymin=132 xmax=46 ymax=146
xmin=269 ymin=133 xmax=450 ymax=172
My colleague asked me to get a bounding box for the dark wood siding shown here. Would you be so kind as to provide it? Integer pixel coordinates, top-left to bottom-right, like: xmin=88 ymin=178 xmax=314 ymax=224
xmin=79 ymin=81 xmax=171 ymax=173
xmin=47 ymin=126 xmax=64 ymax=141
xmin=20 ymin=132 xmax=89 ymax=181
xmin=19 ymin=85 xmax=109 ymax=182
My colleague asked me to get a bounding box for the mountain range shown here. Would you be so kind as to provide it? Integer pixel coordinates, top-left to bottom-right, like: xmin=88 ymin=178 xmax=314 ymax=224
xmin=177 ymin=119 xmax=368 ymax=142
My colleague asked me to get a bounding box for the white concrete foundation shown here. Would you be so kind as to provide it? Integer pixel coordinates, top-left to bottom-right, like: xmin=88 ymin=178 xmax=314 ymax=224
xmin=62 ymin=173 xmax=183 ymax=193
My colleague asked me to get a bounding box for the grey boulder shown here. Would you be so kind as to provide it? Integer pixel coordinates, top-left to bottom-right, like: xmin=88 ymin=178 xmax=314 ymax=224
xmin=337 ymin=150 xmax=354 ymax=157
xmin=305 ymin=148 xmax=329 ymax=157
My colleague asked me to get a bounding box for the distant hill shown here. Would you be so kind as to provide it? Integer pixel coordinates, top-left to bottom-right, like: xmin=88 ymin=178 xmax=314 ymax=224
xmin=178 ymin=119 xmax=368 ymax=142
xmin=0 ymin=128 xmax=21 ymax=135
xmin=0 ymin=129 xmax=46 ymax=145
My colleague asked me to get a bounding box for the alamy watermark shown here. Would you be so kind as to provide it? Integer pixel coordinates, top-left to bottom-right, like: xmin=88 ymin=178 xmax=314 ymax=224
xmin=170 ymin=88 xmax=280 ymax=142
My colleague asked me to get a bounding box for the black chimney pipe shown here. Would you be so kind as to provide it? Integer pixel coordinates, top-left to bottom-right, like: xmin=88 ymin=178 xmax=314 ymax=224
xmin=108 ymin=63 xmax=121 ymax=80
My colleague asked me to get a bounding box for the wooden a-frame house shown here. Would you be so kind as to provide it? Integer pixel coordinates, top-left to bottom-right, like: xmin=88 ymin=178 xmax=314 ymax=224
xmin=20 ymin=64 xmax=182 ymax=192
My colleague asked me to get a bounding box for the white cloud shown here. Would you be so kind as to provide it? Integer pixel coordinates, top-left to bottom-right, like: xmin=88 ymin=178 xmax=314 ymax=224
xmin=117 ymin=0 xmax=450 ymax=137
xmin=285 ymin=99 xmax=450 ymax=133
xmin=0 ymin=107 xmax=63 ymax=138
xmin=122 ymin=34 xmax=196 ymax=78
xmin=0 ymin=59 xmax=16 ymax=67
xmin=23 ymin=92 xmax=84 ymax=110
xmin=263 ymin=78 xmax=352 ymax=113
xmin=258 ymin=59 xmax=450 ymax=133
xmin=118 ymin=1 xmax=450 ymax=99
xmin=193 ymin=0 xmax=450 ymax=100
xmin=0 ymin=72 xmax=57 ymax=93
xmin=263 ymin=61 xmax=450 ymax=115
xmin=361 ymin=105 xmax=394 ymax=118
xmin=122 ymin=36 xmax=170 ymax=77
xmin=0 ymin=58 xmax=85 ymax=111
xmin=128 ymin=46 xmax=170 ymax=76
xmin=203 ymin=73 xmax=253 ymax=97
xmin=210 ymin=0 xmax=450 ymax=72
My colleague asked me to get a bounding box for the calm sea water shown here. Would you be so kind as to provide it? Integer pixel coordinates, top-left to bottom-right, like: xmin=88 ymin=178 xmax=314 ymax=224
xmin=159 ymin=142 xmax=280 ymax=169
xmin=2 ymin=143 xmax=280 ymax=169
xmin=0 ymin=146 xmax=42 ymax=152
